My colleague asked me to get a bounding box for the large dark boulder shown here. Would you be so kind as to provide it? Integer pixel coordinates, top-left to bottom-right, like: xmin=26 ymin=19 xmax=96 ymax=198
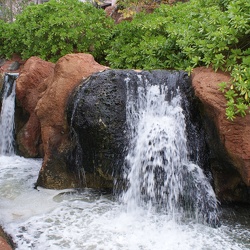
xmin=67 ymin=70 xmax=128 ymax=188
xmin=67 ymin=69 xmax=207 ymax=190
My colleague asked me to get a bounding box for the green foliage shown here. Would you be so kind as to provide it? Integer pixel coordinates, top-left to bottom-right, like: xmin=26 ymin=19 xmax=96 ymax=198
xmin=0 ymin=19 xmax=7 ymax=46
xmin=106 ymin=0 xmax=250 ymax=120
xmin=0 ymin=0 xmax=249 ymax=120
xmin=219 ymin=53 xmax=250 ymax=120
xmin=106 ymin=12 xmax=186 ymax=69
xmin=0 ymin=0 xmax=114 ymax=63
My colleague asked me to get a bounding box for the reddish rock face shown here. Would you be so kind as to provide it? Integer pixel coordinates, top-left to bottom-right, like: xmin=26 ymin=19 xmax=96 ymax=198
xmin=35 ymin=53 xmax=108 ymax=189
xmin=0 ymin=227 xmax=14 ymax=250
xmin=13 ymin=58 xmax=250 ymax=201
xmin=16 ymin=57 xmax=55 ymax=157
xmin=0 ymin=236 xmax=12 ymax=250
xmin=192 ymin=67 xmax=250 ymax=202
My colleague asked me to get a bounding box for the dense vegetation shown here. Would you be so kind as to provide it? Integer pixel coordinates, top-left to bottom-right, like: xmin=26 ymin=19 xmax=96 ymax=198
xmin=0 ymin=0 xmax=114 ymax=63
xmin=106 ymin=0 xmax=250 ymax=120
xmin=0 ymin=0 xmax=249 ymax=120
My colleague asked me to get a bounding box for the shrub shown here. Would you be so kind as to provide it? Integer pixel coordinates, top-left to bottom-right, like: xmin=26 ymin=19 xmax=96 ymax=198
xmin=0 ymin=20 xmax=7 ymax=52
xmin=106 ymin=0 xmax=250 ymax=119
xmin=1 ymin=0 xmax=249 ymax=120
xmin=0 ymin=0 xmax=114 ymax=63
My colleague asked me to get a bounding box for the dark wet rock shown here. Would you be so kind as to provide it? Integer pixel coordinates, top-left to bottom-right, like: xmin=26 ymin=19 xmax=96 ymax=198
xmin=8 ymin=61 xmax=20 ymax=71
xmin=67 ymin=70 xmax=128 ymax=188
xmin=67 ymin=69 xmax=207 ymax=190
xmin=0 ymin=74 xmax=3 ymax=96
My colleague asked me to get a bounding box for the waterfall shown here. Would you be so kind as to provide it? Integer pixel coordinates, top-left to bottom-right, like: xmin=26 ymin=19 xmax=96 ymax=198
xmin=0 ymin=73 xmax=18 ymax=156
xmin=0 ymin=69 xmax=248 ymax=250
xmin=67 ymin=69 xmax=219 ymax=227
xmin=121 ymin=73 xmax=219 ymax=227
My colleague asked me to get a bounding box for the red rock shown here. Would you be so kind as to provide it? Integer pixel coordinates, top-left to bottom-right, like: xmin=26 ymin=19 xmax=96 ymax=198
xmin=0 ymin=227 xmax=14 ymax=250
xmin=35 ymin=53 xmax=108 ymax=188
xmin=0 ymin=236 xmax=12 ymax=250
xmin=192 ymin=67 xmax=250 ymax=187
xmin=16 ymin=57 xmax=55 ymax=157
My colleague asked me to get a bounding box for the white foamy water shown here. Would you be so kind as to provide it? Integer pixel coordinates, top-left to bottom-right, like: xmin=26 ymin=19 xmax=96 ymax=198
xmin=0 ymin=73 xmax=18 ymax=155
xmin=0 ymin=156 xmax=249 ymax=250
xmin=122 ymin=77 xmax=218 ymax=225
xmin=0 ymin=71 xmax=249 ymax=249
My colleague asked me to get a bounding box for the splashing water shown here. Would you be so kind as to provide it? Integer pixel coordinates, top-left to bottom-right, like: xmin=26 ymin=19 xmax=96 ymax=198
xmin=122 ymin=75 xmax=219 ymax=226
xmin=0 ymin=156 xmax=249 ymax=250
xmin=0 ymin=73 xmax=18 ymax=156
xmin=0 ymin=70 xmax=249 ymax=249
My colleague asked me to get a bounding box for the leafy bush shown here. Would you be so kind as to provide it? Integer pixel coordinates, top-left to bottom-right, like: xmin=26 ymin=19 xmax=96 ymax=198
xmin=0 ymin=19 xmax=7 ymax=49
xmin=219 ymin=51 xmax=250 ymax=120
xmin=0 ymin=0 xmax=249 ymax=120
xmin=0 ymin=0 xmax=114 ymax=63
xmin=106 ymin=11 xmax=184 ymax=69
xmin=106 ymin=0 xmax=250 ymax=120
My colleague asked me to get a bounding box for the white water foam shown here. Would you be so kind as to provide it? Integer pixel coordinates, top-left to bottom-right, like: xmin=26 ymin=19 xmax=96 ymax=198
xmin=0 ymin=72 xmax=249 ymax=249
xmin=0 ymin=156 xmax=249 ymax=250
xmin=0 ymin=74 xmax=18 ymax=155
xmin=122 ymin=77 xmax=218 ymax=225
xmin=0 ymin=156 xmax=61 ymax=224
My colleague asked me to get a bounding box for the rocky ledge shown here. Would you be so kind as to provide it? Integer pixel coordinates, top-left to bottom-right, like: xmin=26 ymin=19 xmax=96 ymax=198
xmin=1 ymin=53 xmax=249 ymax=203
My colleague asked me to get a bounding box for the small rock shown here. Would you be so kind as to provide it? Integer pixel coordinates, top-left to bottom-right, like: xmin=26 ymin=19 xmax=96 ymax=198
xmin=8 ymin=61 xmax=20 ymax=71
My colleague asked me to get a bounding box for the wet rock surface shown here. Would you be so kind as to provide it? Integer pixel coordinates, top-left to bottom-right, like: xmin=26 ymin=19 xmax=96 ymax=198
xmin=192 ymin=67 xmax=250 ymax=203
xmin=67 ymin=70 xmax=128 ymax=187
xmin=67 ymin=69 xmax=207 ymax=189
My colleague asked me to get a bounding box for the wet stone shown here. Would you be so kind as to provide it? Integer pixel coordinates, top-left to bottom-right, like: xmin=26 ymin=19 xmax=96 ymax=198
xmin=8 ymin=61 xmax=20 ymax=71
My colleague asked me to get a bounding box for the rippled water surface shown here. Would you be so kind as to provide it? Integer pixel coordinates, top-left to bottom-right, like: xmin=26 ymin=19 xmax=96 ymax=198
xmin=0 ymin=156 xmax=249 ymax=250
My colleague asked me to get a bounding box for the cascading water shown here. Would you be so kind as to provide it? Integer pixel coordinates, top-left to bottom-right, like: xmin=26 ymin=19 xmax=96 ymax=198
xmin=0 ymin=73 xmax=18 ymax=155
xmin=121 ymin=73 xmax=219 ymax=226
xmin=0 ymin=70 xmax=249 ymax=250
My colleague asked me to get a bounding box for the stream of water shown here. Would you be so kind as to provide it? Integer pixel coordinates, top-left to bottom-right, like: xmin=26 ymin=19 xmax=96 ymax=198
xmin=122 ymin=77 xmax=218 ymax=226
xmin=0 ymin=73 xmax=18 ymax=155
xmin=0 ymin=156 xmax=249 ymax=250
xmin=0 ymin=72 xmax=249 ymax=249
